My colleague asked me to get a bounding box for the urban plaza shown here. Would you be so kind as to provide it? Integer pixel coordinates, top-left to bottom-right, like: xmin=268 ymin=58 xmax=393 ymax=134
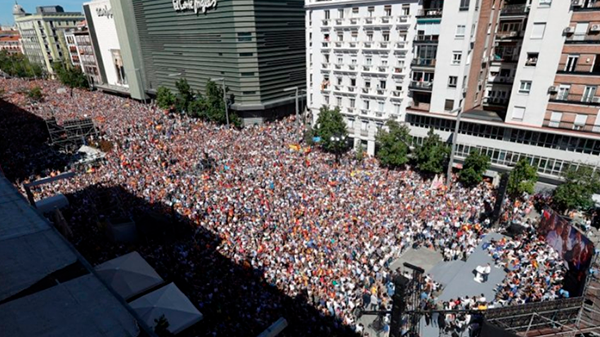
xmin=0 ymin=1 xmax=600 ymax=337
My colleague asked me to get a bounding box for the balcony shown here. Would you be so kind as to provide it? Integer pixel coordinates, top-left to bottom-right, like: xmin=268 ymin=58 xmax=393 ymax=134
xmin=391 ymin=91 xmax=403 ymax=101
xmin=347 ymin=64 xmax=358 ymax=72
xmin=409 ymin=81 xmax=433 ymax=91
xmin=414 ymin=35 xmax=439 ymax=43
xmin=376 ymin=42 xmax=390 ymax=50
xmin=397 ymin=16 xmax=410 ymax=24
xmin=322 ymin=19 xmax=330 ymax=26
xmin=395 ymin=42 xmax=408 ymax=49
xmin=416 ymin=8 xmax=442 ymax=18
xmin=491 ymin=54 xmax=519 ymax=63
xmin=392 ymin=67 xmax=405 ymax=77
xmin=410 ymin=101 xmax=431 ymax=111
xmin=487 ymin=77 xmax=514 ymax=84
xmin=334 ymin=41 xmax=343 ymax=48
xmin=364 ymin=17 xmax=375 ymax=25
xmin=361 ymin=88 xmax=387 ymax=97
xmin=379 ymin=16 xmax=392 ymax=24
xmin=322 ymin=63 xmax=330 ymax=69
xmin=411 ymin=58 xmax=436 ymax=67
xmin=565 ymin=32 xmax=600 ymax=44
xmin=556 ymin=64 xmax=600 ymax=76
xmin=572 ymin=0 xmax=600 ymax=11
xmin=550 ymin=93 xmax=600 ymax=106
xmin=350 ymin=18 xmax=359 ymax=25
xmin=363 ymin=42 xmax=373 ymax=49
xmin=483 ymin=97 xmax=509 ymax=106
xmin=500 ymin=4 xmax=529 ymax=17
xmin=321 ymin=42 xmax=331 ymax=49
xmin=496 ymin=31 xmax=523 ymax=39
xmin=347 ymin=86 xmax=357 ymax=93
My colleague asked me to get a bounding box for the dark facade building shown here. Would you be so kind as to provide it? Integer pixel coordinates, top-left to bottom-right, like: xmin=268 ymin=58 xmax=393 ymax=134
xmin=113 ymin=0 xmax=306 ymax=123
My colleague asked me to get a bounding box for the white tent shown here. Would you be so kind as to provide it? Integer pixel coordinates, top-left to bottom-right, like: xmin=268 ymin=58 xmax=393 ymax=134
xmin=130 ymin=283 xmax=203 ymax=335
xmin=95 ymin=251 xmax=163 ymax=301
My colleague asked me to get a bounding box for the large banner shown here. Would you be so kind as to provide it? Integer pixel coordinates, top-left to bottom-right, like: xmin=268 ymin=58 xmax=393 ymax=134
xmin=538 ymin=209 xmax=595 ymax=296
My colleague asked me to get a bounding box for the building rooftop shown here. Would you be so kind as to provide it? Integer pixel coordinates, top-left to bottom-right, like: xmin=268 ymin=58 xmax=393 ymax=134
xmin=0 ymin=173 xmax=142 ymax=337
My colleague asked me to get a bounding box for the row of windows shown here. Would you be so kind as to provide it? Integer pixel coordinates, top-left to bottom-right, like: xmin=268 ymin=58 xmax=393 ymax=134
xmin=407 ymin=114 xmax=600 ymax=155
xmin=412 ymin=137 xmax=596 ymax=178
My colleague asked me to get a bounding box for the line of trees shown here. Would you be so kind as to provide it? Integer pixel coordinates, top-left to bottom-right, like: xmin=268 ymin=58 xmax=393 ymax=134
xmin=52 ymin=62 xmax=89 ymax=96
xmin=313 ymin=105 xmax=600 ymax=213
xmin=0 ymin=50 xmax=44 ymax=78
xmin=155 ymin=78 xmax=241 ymax=127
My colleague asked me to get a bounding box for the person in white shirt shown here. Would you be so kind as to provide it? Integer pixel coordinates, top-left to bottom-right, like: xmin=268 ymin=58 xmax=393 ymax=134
xmin=483 ymin=263 xmax=492 ymax=282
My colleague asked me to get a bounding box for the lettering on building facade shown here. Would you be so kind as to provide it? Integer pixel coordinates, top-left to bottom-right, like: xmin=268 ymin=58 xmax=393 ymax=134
xmin=96 ymin=5 xmax=113 ymax=19
xmin=172 ymin=0 xmax=217 ymax=14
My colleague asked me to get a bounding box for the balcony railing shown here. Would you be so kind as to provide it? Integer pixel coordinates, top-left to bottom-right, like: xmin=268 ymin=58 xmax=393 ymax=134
xmin=321 ymin=42 xmax=330 ymax=48
xmin=491 ymin=54 xmax=519 ymax=62
xmin=380 ymin=16 xmax=392 ymax=24
xmin=550 ymin=93 xmax=600 ymax=105
xmin=416 ymin=9 xmax=442 ymax=18
xmin=391 ymin=90 xmax=403 ymax=97
xmin=347 ymin=86 xmax=356 ymax=92
xmin=411 ymin=58 xmax=436 ymax=67
xmin=496 ymin=31 xmax=523 ymax=39
xmin=501 ymin=4 xmax=529 ymax=16
xmin=364 ymin=42 xmax=373 ymax=49
xmin=483 ymin=97 xmax=509 ymax=106
xmin=395 ymin=42 xmax=407 ymax=49
xmin=378 ymin=42 xmax=390 ymax=49
xmin=556 ymin=63 xmax=600 ymax=75
xmin=572 ymin=0 xmax=600 ymax=11
xmin=565 ymin=33 xmax=600 ymax=44
xmin=409 ymin=81 xmax=433 ymax=90
xmin=488 ymin=77 xmax=514 ymax=84
xmin=415 ymin=35 xmax=439 ymax=43
xmin=363 ymin=65 xmax=373 ymax=72
xmin=322 ymin=63 xmax=329 ymax=68
xmin=397 ymin=15 xmax=409 ymax=23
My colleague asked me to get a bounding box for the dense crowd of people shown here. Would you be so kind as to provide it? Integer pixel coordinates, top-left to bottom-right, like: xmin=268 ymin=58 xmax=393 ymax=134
xmin=0 ymin=78 xmax=579 ymax=336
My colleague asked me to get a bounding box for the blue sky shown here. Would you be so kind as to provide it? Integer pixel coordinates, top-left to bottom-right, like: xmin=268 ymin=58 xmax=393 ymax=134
xmin=1 ymin=0 xmax=85 ymax=26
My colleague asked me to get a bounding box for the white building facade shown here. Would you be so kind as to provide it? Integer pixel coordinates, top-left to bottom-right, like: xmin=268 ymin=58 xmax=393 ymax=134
xmin=306 ymin=0 xmax=419 ymax=154
xmin=84 ymin=0 xmax=128 ymax=92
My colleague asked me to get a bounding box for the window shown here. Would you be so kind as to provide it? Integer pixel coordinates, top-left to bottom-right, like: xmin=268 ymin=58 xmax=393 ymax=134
xmin=394 ymin=104 xmax=401 ymax=114
xmin=526 ymin=53 xmax=538 ymax=66
xmin=365 ymin=80 xmax=371 ymax=88
xmin=402 ymin=4 xmax=410 ymax=15
xmin=460 ymin=0 xmax=470 ymax=10
xmin=241 ymin=72 xmax=255 ymax=77
xmin=350 ymin=78 xmax=356 ymax=86
xmin=444 ymin=99 xmax=454 ymax=111
xmin=582 ymin=86 xmax=597 ymax=102
xmin=351 ymin=58 xmax=357 ymax=65
xmin=237 ymin=32 xmax=252 ymax=42
xmin=337 ymin=57 xmax=343 ymax=64
xmin=363 ymin=100 xmax=370 ymax=109
xmin=378 ymin=101 xmax=385 ymax=111
xmin=549 ymin=112 xmax=562 ymax=128
xmin=337 ymin=97 xmax=342 ymax=106
xmin=448 ymin=76 xmax=458 ymax=88
xmin=240 ymin=52 xmax=253 ymax=57
xmin=325 ymin=10 xmax=330 ymax=19
xmin=366 ymin=57 xmax=372 ymax=65
xmin=384 ymin=5 xmax=392 ymax=16
xmin=350 ymin=98 xmax=356 ymax=108
xmin=367 ymin=33 xmax=373 ymax=42
xmin=456 ymin=25 xmax=466 ymax=38
xmin=539 ymin=0 xmax=552 ymax=6
xmin=379 ymin=80 xmax=386 ymax=89
xmin=531 ymin=23 xmax=546 ymax=39
xmin=243 ymin=91 xmax=256 ymax=95
xmin=557 ymin=85 xmax=570 ymax=100
xmin=519 ymin=81 xmax=532 ymax=93
xmin=574 ymin=114 xmax=587 ymax=130
xmin=574 ymin=23 xmax=588 ymax=41
xmin=337 ymin=77 xmax=342 ymax=85
xmin=368 ymin=6 xmax=374 ymax=16
xmin=452 ymin=52 xmax=462 ymax=65
xmin=565 ymin=55 xmax=579 ymax=72
xmin=348 ymin=118 xmax=355 ymax=128
xmin=352 ymin=7 xmax=359 ymax=15
xmin=338 ymin=9 xmax=344 ymax=19
xmin=337 ymin=33 xmax=343 ymax=41
xmin=383 ymin=31 xmax=390 ymax=42
xmin=325 ymin=96 xmax=330 ymax=104
xmin=361 ymin=120 xmax=368 ymax=131
xmin=513 ymin=106 xmax=525 ymax=121
xmin=351 ymin=31 xmax=358 ymax=41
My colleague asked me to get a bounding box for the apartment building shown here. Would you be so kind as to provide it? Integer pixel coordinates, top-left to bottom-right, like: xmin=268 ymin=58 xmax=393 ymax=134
xmin=0 ymin=28 xmax=23 ymax=55
xmin=308 ymin=0 xmax=600 ymax=182
xmin=64 ymin=21 xmax=101 ymax=86
xmin=306 ymin=0 xmax=420 ymax=154
xmin=13 ymin=3 xmax=84 ymax=75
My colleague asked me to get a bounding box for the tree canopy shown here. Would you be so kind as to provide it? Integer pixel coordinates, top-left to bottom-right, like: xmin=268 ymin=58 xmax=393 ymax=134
xmin=375 ymin=120 xmax=411 ymax=168
xmin=155 ymin=78 xmax=241 ymax=127
xmin=0 ymin=50 xmax=43 ymax=78
xmin=156 ymin=86 xmax=176 ymax=110
xmin=507 ymin=158 xmax=538 ymax=198
xmin=553 ymin=165 xmax=600 ymax=212
xmin=314 ymin=105 xmax=349 ymax=153
xmin=413 ymin=128 xmax=449 ymax=174
xmin=27 ymin=86 xmax=43 ymax=102
xmin=459 ymin=150 xmax=491 ymax=187
xmin=53 ymin=62 xmax=89 ymax=96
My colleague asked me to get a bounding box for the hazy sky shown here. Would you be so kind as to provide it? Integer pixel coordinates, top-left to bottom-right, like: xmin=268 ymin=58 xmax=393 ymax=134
xmin=1 ymin=0 xmax=85 ymax=26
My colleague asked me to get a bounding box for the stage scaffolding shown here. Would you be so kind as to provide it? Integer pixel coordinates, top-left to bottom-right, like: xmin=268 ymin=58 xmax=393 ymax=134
xmin=45 ymin=117 xmax=99 ymax=152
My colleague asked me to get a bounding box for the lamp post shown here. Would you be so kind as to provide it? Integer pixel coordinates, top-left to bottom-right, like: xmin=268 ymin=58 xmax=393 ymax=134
xmin=283 ymin=86 xmax=306 ymax=125
xmin=212 ymin=77 xmax=229 ymax=127
xmin=446 ymin=108 xmax=463 ymax=189
xmin=330 ymin=134 xmax=346 ymax=163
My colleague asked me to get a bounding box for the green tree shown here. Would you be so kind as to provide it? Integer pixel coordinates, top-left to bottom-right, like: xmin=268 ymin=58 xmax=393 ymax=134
xmin=375 ymin=120 xmax=411 ymax=168
xmin=174 ymin=78 xmax=193 ymax=113
xmin=413 ymin=128 xmax=450 ymax=174
xmin=153 ymin=315 xmax=174 ymax=337
xmin=553 ymin=165 xmax=600 ymax=213
xmin=53 ymin=62 xmax=89 ymax=96
xmin=314 ymin=105 xmax=349 ymax=153
xmin=507 ymin=158 xmax=538 ymax=198
xmin=27 ymin=86 xmax=43 ymax=102
xmin=459 ymin=150 xmax=491 ymax=187
xmin=156 ymin=86 xmax=176 ymax=110
xmin=0 ymin=50 xmax=43 ymax=78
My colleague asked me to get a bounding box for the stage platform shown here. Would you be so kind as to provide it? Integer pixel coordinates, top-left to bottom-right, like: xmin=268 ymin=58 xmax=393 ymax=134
xmin=421 ymin=232 xmax=507 ymax=337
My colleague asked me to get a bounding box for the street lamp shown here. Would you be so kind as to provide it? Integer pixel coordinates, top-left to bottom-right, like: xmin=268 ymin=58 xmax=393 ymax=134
xmin=446 ymin=108 xmax=463 ymax=189
xmin=212 ymin=77 xmax=229 ymax=127
xmin=330 ymin=134 xmax=346 ymax=163
xmin=283 ymin=86 xmax=306 ymax=125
